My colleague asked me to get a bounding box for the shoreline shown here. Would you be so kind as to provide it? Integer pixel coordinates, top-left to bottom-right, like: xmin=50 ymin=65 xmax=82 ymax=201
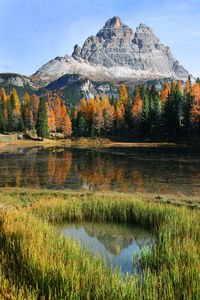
xmin=0 ymin=134 xmax=190 ymax=149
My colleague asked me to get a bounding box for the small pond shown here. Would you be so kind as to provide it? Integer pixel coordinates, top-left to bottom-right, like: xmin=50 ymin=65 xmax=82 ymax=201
xmin=58 ymin=221 xmax=154 ymax=275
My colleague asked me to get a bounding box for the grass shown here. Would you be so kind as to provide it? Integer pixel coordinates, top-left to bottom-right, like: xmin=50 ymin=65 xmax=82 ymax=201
xmin=0 ymin=190 xmax=200 ymax=299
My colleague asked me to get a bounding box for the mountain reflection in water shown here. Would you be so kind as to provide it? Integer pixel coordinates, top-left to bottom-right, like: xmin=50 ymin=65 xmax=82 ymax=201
xmin=0 ymin=146 xmax=200 ymax=196
xmin=58 ymin=221 xmax=154 ymax=275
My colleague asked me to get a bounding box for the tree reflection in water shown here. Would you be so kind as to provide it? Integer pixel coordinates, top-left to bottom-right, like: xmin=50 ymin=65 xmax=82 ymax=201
xmin=0 ymin=146 xmax=199 ymax=196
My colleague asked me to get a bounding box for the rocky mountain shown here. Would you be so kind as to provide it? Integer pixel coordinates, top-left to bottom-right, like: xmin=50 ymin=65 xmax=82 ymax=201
xmin=0 ymin=17 xmax=192 ymax=104
xmin=33 ymin=16 xmax=190 ymax=84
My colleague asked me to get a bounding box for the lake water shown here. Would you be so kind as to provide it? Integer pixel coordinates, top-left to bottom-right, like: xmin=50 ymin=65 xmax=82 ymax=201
xmin=0 ymin=145 xmax=200 ymax=196
xmin=58 ymin=221 xmax=154 ymax=275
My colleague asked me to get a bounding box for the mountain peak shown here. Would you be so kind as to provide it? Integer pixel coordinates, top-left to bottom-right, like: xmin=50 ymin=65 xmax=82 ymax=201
xmin=35 ymin=17 xmax=190 ymax=83
xmin=104 ymin=16 xmax=123 ymax=28
xmin=138 ymin=23 xmax=150 ymax=30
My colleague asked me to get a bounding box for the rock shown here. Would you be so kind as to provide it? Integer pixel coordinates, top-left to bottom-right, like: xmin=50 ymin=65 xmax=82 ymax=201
xmin=1 ymin=17 xmax=193 ymax=98
xmin=33 ymin=16 xmax=191 ymax=86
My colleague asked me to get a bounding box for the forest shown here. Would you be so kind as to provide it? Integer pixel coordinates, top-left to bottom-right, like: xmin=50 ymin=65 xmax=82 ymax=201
xmin=0 ymin=77 xmax=200 ymax=141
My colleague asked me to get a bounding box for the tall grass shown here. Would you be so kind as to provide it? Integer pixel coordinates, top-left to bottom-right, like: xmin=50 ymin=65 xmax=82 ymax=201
xmin=0 ymin=193 xmax=200 ymax=299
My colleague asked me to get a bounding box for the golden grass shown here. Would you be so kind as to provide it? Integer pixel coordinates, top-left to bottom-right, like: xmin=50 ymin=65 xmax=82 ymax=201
xmin=0 ymin=191 xmax=199 ymax=299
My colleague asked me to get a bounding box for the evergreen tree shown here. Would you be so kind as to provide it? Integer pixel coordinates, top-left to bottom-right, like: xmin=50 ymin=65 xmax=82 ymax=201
xmin=19 ymin=114 xmax=25 ymax=131
xmin=183 ymin=92 xmax=193 ymax=140
xmin=78 ymin=116 xmax=86 ymax=137
xmin=140 ymin=92 xmax=150 ymax=138
xmin=6 ymin=101 xmax=13 ymax=131
xmin=196 ymin=77 xmax=200 ymax=84
xmin=36 ymin=97 xmax=49 ymax=140
xmin=0 ymin=107 xmax=5 ymax=132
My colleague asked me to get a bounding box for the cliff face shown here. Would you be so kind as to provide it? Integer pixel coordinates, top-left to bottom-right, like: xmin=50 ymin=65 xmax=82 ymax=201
xmin=33 ymin=17 xmax=190 ymax=84
xmin=1 ymin=17 xmax=191 ymax=104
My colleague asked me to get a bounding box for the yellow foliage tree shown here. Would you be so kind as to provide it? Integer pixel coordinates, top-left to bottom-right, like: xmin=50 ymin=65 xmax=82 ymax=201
xmin=119 ymin=83 xmax=128 ymax=105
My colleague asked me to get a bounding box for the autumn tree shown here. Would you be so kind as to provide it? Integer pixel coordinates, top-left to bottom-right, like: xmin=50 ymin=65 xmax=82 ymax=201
xmin=48 ymin=110 xmax=56 ymax=132
xmin=93 ymin=105 xmax=104 ymax=137
xmin=0 ymin=87 xmax=7 ymax=103
xmin=119 ymin=83 xmax=128 ymax=105
xmin=9 ymin=89 xmax=21 ymax=130
xmin=132 ymin=90 xmax=143 ymax=137
xmin=160 ymin=81 xmax=171 ymax=106
xmin=62 ymin=113 xmax=72 ymax=136
xmin=190 ymin=82 xmax=200 ymax=128
xmin=30 ymin=94 xmax=39 ymax=122
xmin=101 ymin=94 xmax=115 ymax=134
xmin=132 ymin=90 xmax=143 ymax=121
xmin=80 ymin=98 xmax=87 ymax=118
xmin=53 ymin=96 xmax=62 ymax=131
xmin=115 ymin=102 xmax=125 ymax=135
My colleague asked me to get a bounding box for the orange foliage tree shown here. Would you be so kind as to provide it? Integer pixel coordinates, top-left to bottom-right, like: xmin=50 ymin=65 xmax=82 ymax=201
xmin=132 ymin=90 xmax=143 ymax=121
xmin=48 ymin=110 xmax=56 ymax=132
xmin=53 ymin=96 xmax=62 ymax=131
xmin=160 ymin=81 xmax=171 ymax=106
xmin=62 ymin=113 xmax=72 ymax=136
xmin=119 ymin=83 xmax=128 ymax=105
xmin=190 ymin=82 xmax=200 ymax=127
xmin=30 ymin=94 xmax=39 ymax=122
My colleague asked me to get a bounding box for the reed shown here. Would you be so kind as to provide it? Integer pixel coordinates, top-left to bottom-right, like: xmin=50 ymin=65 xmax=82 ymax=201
xmin=0 ymin=192 xmax=199 ymax=299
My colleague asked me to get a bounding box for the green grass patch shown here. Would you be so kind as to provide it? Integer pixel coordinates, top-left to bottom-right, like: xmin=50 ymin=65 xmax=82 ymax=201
xmin=0 ymin=191 xmax=200 ymax=299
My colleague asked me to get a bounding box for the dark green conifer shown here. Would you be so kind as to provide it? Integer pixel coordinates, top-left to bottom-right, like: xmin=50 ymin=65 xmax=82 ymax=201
xmin=36 ymin=97 xmax=49 ymax=140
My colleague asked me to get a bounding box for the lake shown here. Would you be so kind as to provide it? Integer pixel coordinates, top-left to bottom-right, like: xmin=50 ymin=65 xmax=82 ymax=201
xmin=58 ymin=221 xmax=154 ymax=275
xmin=0 ymin=145 xmax=200 ymax=196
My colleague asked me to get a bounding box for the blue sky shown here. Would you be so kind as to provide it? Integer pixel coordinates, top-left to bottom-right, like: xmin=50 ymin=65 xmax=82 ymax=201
xmin=0 ymin=0 xmax=199 ymax=77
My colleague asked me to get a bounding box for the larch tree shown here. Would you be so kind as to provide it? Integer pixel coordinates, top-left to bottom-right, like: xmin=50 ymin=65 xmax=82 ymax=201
xmin=160 ymin=81 xmax=171 ymax=106
xmin=53 ymin=96 xmax=62 ymax=131
xmin=0 ymin=87 xmax=7 ymax=103
xmin=62 ymin=113 xmax=72 ymax=137
xmin=102 ymin=96 xmax=115 ymax=134
xmin=190 ymin=82 xmax=200 ymax=128
xmin=93 ymin=106 xmax=104 ymax=137
xmin=86 ymin=98 xmax=94 ymax=122
xmin=48 ymin=110 xmax=56 ymax=132
xmin=61 ymin=104 xmax=67 ymax=120
xmin=12 ymin=88 xmax=20 ymax=114
xmin=24 ymin=92 xmax=30 ymax=106
xmin=132 ymin=91 xmax=143 ymax=121
xmin=119 ymin=83 xmax=128 ymax=105
xmin=80 ymin=98 xmax=87 ymax=118
xmin=177 ymin=80 xmax=183 ymax=93
xmin=30 ymin=94 xmax=40 ymax=122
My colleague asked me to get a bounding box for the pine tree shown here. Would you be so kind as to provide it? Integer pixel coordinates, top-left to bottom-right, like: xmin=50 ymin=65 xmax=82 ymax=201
xmin=36 ymin=97 xmax=49 ymax=140
xmin=0 ymin=107 xmax=5 ymax=132
xmin=78 ymin=116 xmax=87 ymax=137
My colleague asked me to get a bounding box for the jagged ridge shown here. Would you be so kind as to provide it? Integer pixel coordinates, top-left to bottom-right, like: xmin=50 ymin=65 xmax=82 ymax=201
xmin=33 ymin=16 xmax=190 ymax=84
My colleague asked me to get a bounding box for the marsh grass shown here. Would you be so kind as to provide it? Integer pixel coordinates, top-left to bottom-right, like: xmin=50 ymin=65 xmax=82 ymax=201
xmin=0 ymin=192 xmax=200 ymax=299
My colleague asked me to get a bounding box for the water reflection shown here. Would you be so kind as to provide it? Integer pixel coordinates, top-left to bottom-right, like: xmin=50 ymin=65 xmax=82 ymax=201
xmin=58 ymin=221 xmax=154 ymax=275
xmin=0 ymin=146 xmax=200 ymax=195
